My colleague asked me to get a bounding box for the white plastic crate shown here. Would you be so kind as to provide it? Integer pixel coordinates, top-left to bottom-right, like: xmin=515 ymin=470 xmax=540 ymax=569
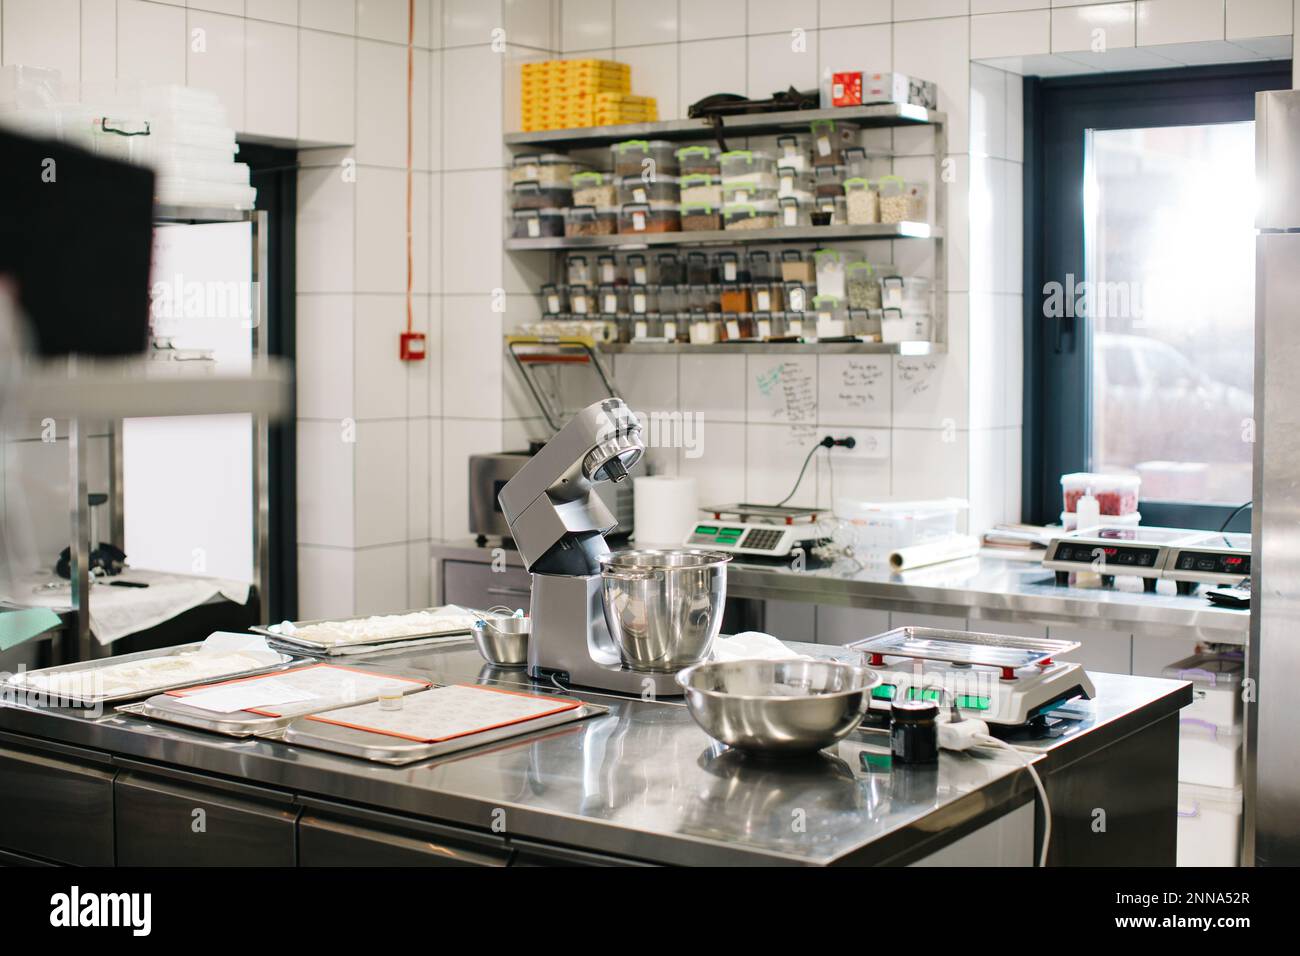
xmin=1177 ymin=784 xmax=1241 ymax=867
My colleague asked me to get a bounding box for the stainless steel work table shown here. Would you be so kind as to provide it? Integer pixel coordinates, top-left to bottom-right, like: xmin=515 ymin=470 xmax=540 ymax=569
xmin=431 ymin=539 xmax=1249 ymax=644
xmin=0 ymin=639 xmax=1189 ymax=867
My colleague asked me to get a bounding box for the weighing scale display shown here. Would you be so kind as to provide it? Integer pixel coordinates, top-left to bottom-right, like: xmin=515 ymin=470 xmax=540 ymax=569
xmin=688 ymin=525 xmax=787 ymax=552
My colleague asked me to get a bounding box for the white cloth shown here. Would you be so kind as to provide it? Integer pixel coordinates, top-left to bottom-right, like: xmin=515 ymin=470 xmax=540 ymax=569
xmin=711 ymin=631 xmax=812 ymax=662
xmin=5 ymin=569 xmax=250 ymax=645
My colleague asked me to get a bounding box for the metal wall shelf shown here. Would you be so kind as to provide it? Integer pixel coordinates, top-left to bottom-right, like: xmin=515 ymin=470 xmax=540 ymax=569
xmin=506 ymin=222 xmax=938 ymax=252
xmin=601 ymin=341 xmax=943 ymax=356
xmin=504 ymin=103 xmax=947 ymax=148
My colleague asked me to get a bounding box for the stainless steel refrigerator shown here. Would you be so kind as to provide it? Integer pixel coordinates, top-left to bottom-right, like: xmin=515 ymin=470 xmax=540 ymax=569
xmin=1247 ymin=88 xmax=1300 ymax=866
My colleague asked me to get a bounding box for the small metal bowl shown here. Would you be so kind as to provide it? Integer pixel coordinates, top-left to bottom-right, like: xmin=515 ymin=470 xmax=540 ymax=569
xmin=676 ymin=658 xmax=881 ymax=756
xmin=471 ymin=616 xmax=531 ymax=668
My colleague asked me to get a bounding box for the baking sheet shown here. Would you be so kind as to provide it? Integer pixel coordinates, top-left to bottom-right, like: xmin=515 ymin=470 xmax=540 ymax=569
xmin=3 ymin=641 xmax=297 ymax=707
xmin=117 ymin=664 xmax=432 ymax=736
xmin=252 ymin=605 xmax=508 ymax=653
xmin=274 ymin=686 xmax=607 ymax=765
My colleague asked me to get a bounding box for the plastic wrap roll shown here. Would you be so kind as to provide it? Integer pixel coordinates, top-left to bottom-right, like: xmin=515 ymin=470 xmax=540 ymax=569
xmin=632 ymin=476 xmax=698 ymax=547
xmin=888 ymin=535 xmax=981 ymax=571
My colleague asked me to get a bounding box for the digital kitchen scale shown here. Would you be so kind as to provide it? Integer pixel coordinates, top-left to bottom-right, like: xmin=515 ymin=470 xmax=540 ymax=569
xmin=1042 ymin=525 xmax=1208 ymax=591
xmin=1161 ymin=532 xmax=1252 ymax=595
xmin=684 ymin=504 xmax=826 ymax=560
xmin=848 ymin=627 xmax=1096 ymax=728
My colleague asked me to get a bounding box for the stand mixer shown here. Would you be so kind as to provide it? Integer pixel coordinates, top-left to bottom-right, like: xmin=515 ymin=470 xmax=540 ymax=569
xmin=499 ymin=398 xmax=702 ymax=696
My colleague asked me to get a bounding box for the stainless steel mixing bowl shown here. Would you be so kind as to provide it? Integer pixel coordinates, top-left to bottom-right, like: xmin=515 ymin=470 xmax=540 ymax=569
xmin=675 ymin=658 xmax=881 ymax=755
xmin=599 ymin=549 xmax=731 ymax=673
xmin=471 ymin=616 xmax=531 ymax=668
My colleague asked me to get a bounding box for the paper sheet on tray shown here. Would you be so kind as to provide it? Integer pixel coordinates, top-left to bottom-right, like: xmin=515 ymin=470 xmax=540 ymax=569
xmin=179 ymin=678 xmax=317 ymax=714
xmin=305 ymin=684 xmax=580 ymax=743
xmin=167 ymin=664 xmax=430 ymax=717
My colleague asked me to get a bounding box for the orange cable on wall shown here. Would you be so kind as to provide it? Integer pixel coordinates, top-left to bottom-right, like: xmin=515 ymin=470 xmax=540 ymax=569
xmin=405 ymin=0 xmax=414 ymax=335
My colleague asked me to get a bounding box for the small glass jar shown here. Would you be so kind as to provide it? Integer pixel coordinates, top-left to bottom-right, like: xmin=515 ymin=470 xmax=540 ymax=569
xmin=540 ymin=283 xmax=567 ymax=316
xmin=656 ymin=253 xmax=686 ymax=286
xmin=569 ymin=284 xmax=594 ymax=316
xmin=567 ymin=255 xmax=593 ymax=286
xmin=626 ymin=254 xmax=651 ymax=285
xmin=783 ymin=282 xmax=810 ymax=315
xmin=596 ymin=254 xmax=620 ymax=286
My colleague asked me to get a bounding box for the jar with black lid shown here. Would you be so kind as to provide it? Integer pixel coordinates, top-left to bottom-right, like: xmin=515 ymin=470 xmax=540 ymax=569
xmin=890 ymin=699 xmax=939 ymax=765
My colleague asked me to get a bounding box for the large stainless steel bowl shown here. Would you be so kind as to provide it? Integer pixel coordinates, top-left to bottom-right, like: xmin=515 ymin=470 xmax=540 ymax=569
xmin=599 ymin=549 xmax=730 ymax=673
xmin=675 ymin=658 xmax=881 ymax=756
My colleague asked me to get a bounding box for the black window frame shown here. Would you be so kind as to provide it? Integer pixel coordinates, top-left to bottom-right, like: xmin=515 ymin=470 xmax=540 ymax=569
xmin=1023 ymin=61 xmax=1291 ymax=533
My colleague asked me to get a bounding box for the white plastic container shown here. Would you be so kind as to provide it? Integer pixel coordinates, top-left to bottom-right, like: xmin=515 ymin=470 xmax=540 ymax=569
xmin=1178 ymin=716 xmax=1242 ymax=788
xmin=814 ymin=249 xmax=860 ymax=299
xmin=1061 ymin=472 xmax=1141 ymax=516
xmin=881 ymin=307 xmax=931 ymax=343
xmin=1060 ymin=510 xmax=1141 ymax=532
xmin=1177 ymin=784 xmax=1242 ymax=867
xmin=1163 ymin=653 xmax=1244 ymax=732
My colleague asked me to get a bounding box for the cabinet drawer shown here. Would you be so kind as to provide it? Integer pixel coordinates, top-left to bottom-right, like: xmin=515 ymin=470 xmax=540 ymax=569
xmin=115 ymin=771 xmax=297 ymax=866
xmin=442 ymin=560 xmax=531 ymax=612
xmin=299 ymin=807 xmax=510 ymax=867
xmin=0 ymin=743 xmax=114 ymax=865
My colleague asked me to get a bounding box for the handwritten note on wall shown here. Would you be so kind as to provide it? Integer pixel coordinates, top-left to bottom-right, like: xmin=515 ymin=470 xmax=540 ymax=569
xmin=895 ymin=358 xmax=940 ymax=398
xmin=818 ymin=355 xmax=890 ymax=426
xmin=750 ymin=357 xmax=817 ymax=423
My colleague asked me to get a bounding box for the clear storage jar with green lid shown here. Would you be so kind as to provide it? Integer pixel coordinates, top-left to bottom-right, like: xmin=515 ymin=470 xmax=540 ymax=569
xmin=846 ymin=261 xmax=882 ymax=309
xmin=723 ymin=200 xmax=780 ymax=231
xmin=776 ymin=134 xmax=811 ymax=173
xmin=720 ymin=149 xmax=777 ymax=185
xmin=878 ymin=175 xmax=928 ymax=223
xmin=680 ymin=202 xmax=722 ymax=231
xmin=844 ymin=177 xmax=879 ymax=224
xmin=617 ymin=173 xmax=680 ymax=207
xmin=571 ymin=170 xmax=617 ymax=207
xmin=564 ymin=205 xmax=618 ymax=237
xmin=619 ymin=202 xmax=681 ymax=234
xmin=611 ymin=139 xmax=679 ymax=177
xmin=722 ymin=180 xmax=778 ymax=205
xmin=812 ymin=295 xmax=850 ymax=338
xmin=675 ymin=144 xmax=721 ymax=176
xmin=778 ymin=196 xmax=812 ymax=228
xmin=511 ymin=208 xmax=564 ymax=238
xmin=679 ymin=173 xmax=723 ymax=206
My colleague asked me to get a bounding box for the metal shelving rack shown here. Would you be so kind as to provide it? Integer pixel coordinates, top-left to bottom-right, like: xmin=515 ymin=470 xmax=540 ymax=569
xmin=505 ymin=102 xmax=949 ymax=355
xmin=30 ymin=205 xmax=288 ymax=662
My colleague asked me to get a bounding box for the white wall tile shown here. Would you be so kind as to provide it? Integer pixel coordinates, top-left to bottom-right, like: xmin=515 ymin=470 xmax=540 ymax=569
xmin=442 ymin=418 xmax=504 ymax=537
xmin=817 ymin=354 xmax=891 ymax=427
xmin=1136 ymin=0 xmax=1225 ymax=45
xmin=679 ymin=421 xmax=745 ymax=505
xmin=442 ymin=169 xmax=503 ymax=292
xmin=356 ymin=39 xmax=431 ymax=168
xmin=3 ymin=0 xmax=80 ymax=87
xmin=407 ymin=540 xmax=432 ymax=606
xmin=188 ymin=0 xmax=243 ymax=14
xmin=745 ymin=424 xmax=822 ymax=507
xmin=615 ymin=42 xmax=678 ymax=119
xmin=245 ymin=0 xmax=298 ymax=25
xmin=298 ymin=546 xmax=356 ymax=618
xmin=1052 ymin=1 xmax=1136 ymax=52
xmin=442 ymin=296 xmax=504 ymax=417
xmin=301 ymin=0 xmax=357 ymax=34
xmin=970 ymin=62 xmax=1007 ymax=159
xmin=504 ymin=0 xmax=554 ymax=50
xmin=818 ymin=23 xmax=891 ymax=74
xmin=972 ymin=9 xmax=1052 ymax=58
xmin=818 ymin=0 xmax=891 ymax=28
xmin=355 ymin=420 xmax=408 ymax=546
xmin=187 ymin=10 xmax=245 ymax=129
xmin=1227 ymin=0 xmax=1291 ymax=37
xmin=244 ymin=19 xmax=297 ymax=138
xmin=613 ymin=0 xmax=677 ymax=47
xmin=443 ymin=44 xmax=504 ymax=168
xmin=680 ymin=0 xmax=747 ymax=41
xmin=562 ymin=0 xmax=612 ymax=51
xmin=748 ymin=30 xmax=818 ymax=97
xmin=297 ymin=294 xmax=356 ymax=420
xmin=444 ymin=0 xmax=501 ymax=46
xmin=405 ymin=417 xmax=431 ymax=541
xmin=354 ymin=544 xmax=409 ymax=613
xmin=80 ymin=0 xmax=117 ymax=87
xmin=1006 ymin=70 xmax=1024 ymax=160
xmin=297 ymin=419 xmax=356 ymax=548
xmin=890 ymin=428 xmax=969 ymax=501
xmin=297 ymin=165 xmax=356 ymax=293
xmin=894 ymin=15 xmax=970 ymax=153
xmin=968 ymin=427 xmax=1006 ymax=532
xmin=748 ymin=0 xmax=817 ymax=34
xmin=1004 ymin=425 xmax=1023 ymax=520
xmin=895 ymin=0 xmax=972 ymax=20
xmin=973 ymin=0 xmax=1049 ymax=11
xmin=680 ymin=37 xmax=746 ymax=115
xmin=425 ymin=418 xmax=444 ymax=537
xmin=352 ymin=294 xmax=411 ymax=419
xmin=357 ymin=0 xmax=410 ymax=42
xmin=118 ymin=0 xmax=187 ymax=85
xmin=299 ymin=29 xmax=356 ymax=144
xmin=354 ymin=167 xmax=429 ymax=292
xmin=679 ymin=353 xmax=746 ymax=423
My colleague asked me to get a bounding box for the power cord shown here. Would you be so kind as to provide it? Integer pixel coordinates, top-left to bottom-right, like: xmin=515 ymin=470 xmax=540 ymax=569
xmin=975 ymin=733 xmax=1052 ymax=868
xmin=772 ymin=435 xmax=856 ymax=507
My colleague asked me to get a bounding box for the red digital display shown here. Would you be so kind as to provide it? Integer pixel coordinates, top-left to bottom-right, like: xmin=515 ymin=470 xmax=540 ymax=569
xmin=1104 ymin=547 xmax=1118 ymax=557
xmin=1224 ymin=556 xmax=1243 ymax=566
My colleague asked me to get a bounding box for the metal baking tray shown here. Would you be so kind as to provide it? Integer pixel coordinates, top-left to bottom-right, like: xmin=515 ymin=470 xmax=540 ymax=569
xmin=849 ymin=627 xmax=1081 ymax=669
xmin=116 ymin=667 xmax=433 ymax=737
xmin=2 ymin=642 xmax=298 ymax=708
xmin=251 ymin=606 xmax=504 ymax=654
xmin=269 ymin=697 xmax=609 ymax=765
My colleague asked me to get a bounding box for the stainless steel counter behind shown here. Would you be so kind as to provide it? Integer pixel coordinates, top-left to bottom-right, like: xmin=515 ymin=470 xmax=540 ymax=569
xmin=430 ymin=540 xmax=1248 ymax=644
xmin=0 ymin=639 xmax=1188 ymax=867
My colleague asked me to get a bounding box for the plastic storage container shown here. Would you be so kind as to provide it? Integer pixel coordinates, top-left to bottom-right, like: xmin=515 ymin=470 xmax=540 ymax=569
xmin=1060 ymin=510 xmax=1141 ymax=532
xmin=846 ymin=261 xmax=882 ymax=309
xmin=751 ymin=282 xmax=784 ymax=314
xmin=1163 ymin=653 xmax=1244 ymax=736
xmin=722 ymin=181 xmax=778 ymax=205
xmin=675 ymin=144 xmax=721 ymax=176
xmin=617 ymin=174 xmax=680 ymax=207
xmin=878 ymin=175 xmax=928 ymax=223
xmin=812 ymin=295 xmax=850 ymax=338
xmin=680 ymin=203 xmax=722 ymax=232
xmin=849 ymin=308 xmax=884 ymax=341
xmin=619 ymin=202 xmax=680 ymax=234
xmin=830 ymin=498 xmax=968 ymax=562
xmin=781 ymin=252 xmax=816 ymax=284
xmin=511 ymin=208 xmax=564 ymax=238
xmin=656 ymin=253 xmax=686 ymax=286
xmin=686 ymin=252 xmax=713 ymax=285
xmin=596 ymin=254 xmax=621 ymax=284
xmin=723 ymin=201 xmax=780 ymax=231
xmin=511 ymin=181 xmax=572 ymax=210
xmin=1178 ymin=716 xmax=1242 ymax=788
xmin=611 ymin=139 xmax=678 ymax=177
xmin=679 ymin=174 xmax=723 ymax=206
xmin=813 ymin=195 xmax=848 ymax=226
xmin=598 ymin=283 xmax=626 ymax=317
xmin=564 ymin=205 xmax=618 ymax=237
xmin=540 ymin=283 xmax=567 ymax=315
xmin=813 ymin=164 xmax=846 ymax=198
xmin=881 ymin=307 xmax=932 ymax=343
xmin=814 ymin=249 xmax=858 ymax=299
xmin=566 ymin=255 xmax=593 ymax=286
xmin=627 ymin=284 xmax=655 ymax=315
xmin=881 ymin=275 xmax=931 ymax=310
xmin=714 ymin=252 xmax=742 ymax=283
xmin=511 ymin=152 xmax=584 ymax=186
xmin=1177 ymin=784 xmax=1242 ymax=867
xmin=810 ymin=118 xmax=856 ymax=167
xmin=569 ymin=285 xmax=594 ymax=315
xmin=776 ymin=166 xmax=816 ymax=201
xmin=627 ymin=254 xmax=651 ymax=285
xmin=1061 ymin=473 xmax=1141 ymax=516
xmin=778 ymin=196 xmax=813 ymax=228
xmin=720 ymin=149 xmax=777 ymax=187
xmin=571 ymin=170 xmax=617 ymax=207
xmin=775 ymin=134 xmax=810 ymax=173
xmin=844 ymin=177 xmax=879 ymax=224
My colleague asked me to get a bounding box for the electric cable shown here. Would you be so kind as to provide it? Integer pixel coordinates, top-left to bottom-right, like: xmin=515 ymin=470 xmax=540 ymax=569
xmin=976 ymin=733 xmax=1052 ymax=868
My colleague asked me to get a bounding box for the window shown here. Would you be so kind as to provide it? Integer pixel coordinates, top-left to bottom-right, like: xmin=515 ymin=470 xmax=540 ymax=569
xmin=1024 ymin=64 xmax=1289 ymax=530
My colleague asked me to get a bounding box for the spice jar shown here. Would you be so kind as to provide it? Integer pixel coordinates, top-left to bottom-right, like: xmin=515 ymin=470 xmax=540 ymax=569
xmin=715 ymin=251 xmax=743 ymax=284
xmin=890 ymin=699 xmax=939 ymax=765
xmin=751 ymin=282 xmax=783 ymax=314
xmin=783 ymin=282 xmax=810 ymax=315
xmin=596 ymin=255 xmax=620 ymax=285
xmin=569 ymin=284 xmax=593 ymax=316
xmin=598 ymin=283 xmax=625 ymax=317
